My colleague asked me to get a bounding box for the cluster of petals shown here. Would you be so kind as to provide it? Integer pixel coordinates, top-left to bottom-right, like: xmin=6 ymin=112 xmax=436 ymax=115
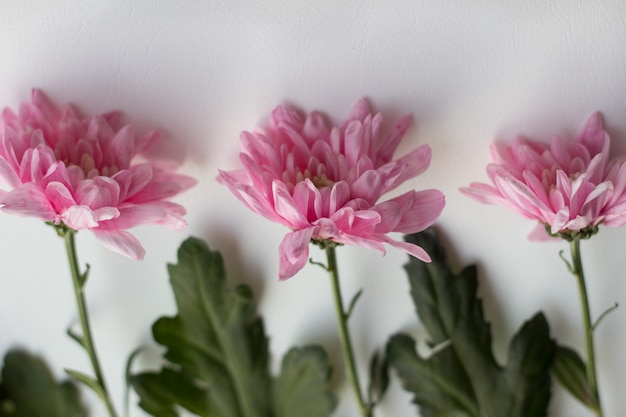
xmin=219 ymin=98 xmax=445 ymax=280
xmin=461 ymin=113 xmax=626 ymax=240
xmin=0 ymin=89 xmax=196 ymax=259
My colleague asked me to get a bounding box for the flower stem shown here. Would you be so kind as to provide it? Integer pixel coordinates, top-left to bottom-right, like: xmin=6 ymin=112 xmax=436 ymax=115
xmin=569 ymin=238 xmax=602 ymax=417
xmin=325 ymin=246 xmax=372 ymax=417
xmin=63 ymin=229 xmax=119 ymax=417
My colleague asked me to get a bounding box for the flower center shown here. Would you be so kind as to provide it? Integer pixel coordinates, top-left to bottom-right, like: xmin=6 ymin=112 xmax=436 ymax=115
xmin=292 ymin=166 xmax=335 ymax=189
xmin=55 ymin=146 xmax=119 ymax=178
xmin=311 ymin=172 xmax=334 ymax=189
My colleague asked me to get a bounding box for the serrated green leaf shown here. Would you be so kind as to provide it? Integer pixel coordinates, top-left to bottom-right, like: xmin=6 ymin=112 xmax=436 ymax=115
xmin=551 ymin=345 xmax=598 ymax=409
xmin=387 ymin=229 xmax=555 ymax=417
xmin=131 ymin=237 xmax=271 ymax=417
xmin=130 ymin=368 xmax=212 ymax=417
xmin=0 ymin=349 xmax=87 ymax=417
xmin=272 ymin=346 xmax=336 ymax=417
xmin=387 ymin=335 xmax=478 ymax=417
xmin=131 ymin=237 xmax=337 ymax=417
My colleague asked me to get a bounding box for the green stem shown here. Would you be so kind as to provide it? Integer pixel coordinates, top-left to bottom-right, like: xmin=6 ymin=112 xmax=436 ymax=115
xmin=325 ymin=246 xmax=372 ymax=417
xmin=569 ymin=238 xmax=602 ymax=417
xmin=63 ymin=229 xmax=119 ymax=417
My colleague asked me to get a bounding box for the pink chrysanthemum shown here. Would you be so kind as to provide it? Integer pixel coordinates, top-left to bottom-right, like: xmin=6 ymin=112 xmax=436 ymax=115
xmin=461 ymin=113 xmax=626 ymax=240
xmin=219 ymin=98 xmax=445 ymax=280
xmin=0 ymin=89 xmax=196 ymax=259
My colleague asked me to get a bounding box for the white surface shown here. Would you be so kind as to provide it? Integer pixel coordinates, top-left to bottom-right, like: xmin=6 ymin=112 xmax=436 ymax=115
xmin=1 ymin=1 xmax=626 ymax=416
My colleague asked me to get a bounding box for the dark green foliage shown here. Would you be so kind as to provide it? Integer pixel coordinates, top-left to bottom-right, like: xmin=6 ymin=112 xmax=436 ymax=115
xmin=0 ymin=350 xmax=87 ymax=417
xmin=130 ymin=237 xmax=335 ymax=417
xmin=272 ymin=347 xmax=337 ymax=417
xmin=386 ymin=230 xmax=555 ymax=417
xmin=551 ymin=345 xmax=598 ymax=410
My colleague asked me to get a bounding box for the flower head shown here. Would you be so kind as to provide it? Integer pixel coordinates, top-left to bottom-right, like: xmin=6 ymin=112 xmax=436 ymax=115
xmin=219 ymin=98 xmax=445 ymax=280
xmin=461 ymin=113 xmax=626 ymax=240
xmin=0 ymin=89 xmax=196 ymax=259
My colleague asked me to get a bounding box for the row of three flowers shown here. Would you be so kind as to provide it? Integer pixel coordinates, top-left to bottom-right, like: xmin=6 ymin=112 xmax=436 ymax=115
xmin=3 ymin=91 xmax=618 ymax=268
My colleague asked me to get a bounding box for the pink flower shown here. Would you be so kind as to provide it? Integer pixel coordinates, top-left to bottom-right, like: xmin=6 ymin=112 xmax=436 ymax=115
xmin=0 ymin=89 xmax=196 ymax=259
xmin=219 ymin=98 xmax=445 ymax=280
xmin=461 ymin=113 xmax=626 ymax=240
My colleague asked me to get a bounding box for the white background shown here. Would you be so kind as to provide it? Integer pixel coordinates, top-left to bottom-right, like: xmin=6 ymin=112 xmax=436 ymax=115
xmin=1 ymin=1 xmax=626 ymax=416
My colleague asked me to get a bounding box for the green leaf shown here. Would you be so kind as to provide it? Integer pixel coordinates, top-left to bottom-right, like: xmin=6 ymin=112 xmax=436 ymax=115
xmin=367 ymin=350 xmax=390 ymax=405
xmin=65 ymin=369 xmax=104 ymax=398
xmin=132 ymin=237 xmax=270 ymax=417
xmin=551 ymin=345 xmax=598 ymax=410
xmin=66 ymin=328 xmax=86 ymax=350
xmin=130 ymin=237 xmax=336 ymax=417
xmin=131 ymin=368 xmax=212 ymax=417
xmin=387 ymin=229 xmax=555 ymax=417
xmin=0 ymin=349 xmax=87 ymax=417
xmin=272 ymin=346 xmax=336 ymax=417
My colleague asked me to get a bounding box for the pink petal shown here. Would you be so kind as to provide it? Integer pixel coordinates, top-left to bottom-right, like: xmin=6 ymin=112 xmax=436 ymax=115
xmin=381 ymin=144 xmax=432 ymax=192
xmin=292 ymin=180 xmax=315 ymax=221
xmin=123 ymin=164 xmax=153 ymax=198
xmin=218 ymin=170 xmax=286 ymax=225
xmin=388 ymin=189 xmax=446 ymax=233
xmin=551 ymin=207 xmax=571 ymax=233
xmin=377 ymin=114 xmax=412 ymax=163
xmin=494 ymin=174 xmax=546 ymax=217
xmin=135 ymin=130 xmax=161 ymax=154
xmin=30 ymin=89 xmax=60 ymax=121
xmin=333 ymin=234 xmax=387 ymax=254
xmin=460 ymin=183 xmax=509 ymax=206
xmin=109 ymin=125 xmax=135 ymax=169
xmin=347 ymin=98 xmax=371 ymax=122
xmin=278 ymin=228 xmax=315 ymax=280
xmin=344 ymin=120 xmax=364 ymax=167
xmin=102 ymin=203 xmax=182 ymax=229
xmin=584 ymin=154 xmax=606 ymax=185
xmin=91 ymin=229 xmax=146 ymax=260
xmin=381 ymin=236 xmax=431 ymax=262
xmin=577 ymin=112 xmax=609 ymax=157
xmin=313 ymin=217 xmax=342 ymax=241
xmin=302 ymin=111 xmax=329 ymax=144
xmin=93 ymin=207 xmax=120 ymax=222
xmin=0 ymin=183 xmax=56 ymax=220
xmin=351 ymin=170 xmax=382 ymax=204
xmin=328 ymin=181 xmax=350 ymax=215
xmin=127 ymin=170 xmax=197 ymax=203
xmin=241 ymin=131 xmax=273 ymax=169
xmin=45 ymin=181 xmax=76 ymax=212
xmin=271 ymin=105 xmax=304 ymax=130
xmin=563 ymin=215 xmax=593 ymax=231
xmin=86 ymin=116 xmax=115 ymax=149
xmin=549 ymin=136 xmax=572 ymax=169
xmin=75 ymin=177 xmax=120 ymax=208
xmin=602 ymin=198 xmax=626 ymax=226
xmin=522 ymin=171 xmax=550 ymax=210
xmin=528 ymin=223 xmax=557 ymax=241
xmin=0 ymin=158 xmax=20 ymax=187
xmin=369 ymin=200 xmax=402 ymax=232
xmin=607 ymin=160 xmax=626 ymax=201
xmin=272 ymin=181 xmax=309 ymax=228
xmin=61 ymin=205 xmax=99 ymax=229
xmin=330 ymin=207 xmax=381 ymax=236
